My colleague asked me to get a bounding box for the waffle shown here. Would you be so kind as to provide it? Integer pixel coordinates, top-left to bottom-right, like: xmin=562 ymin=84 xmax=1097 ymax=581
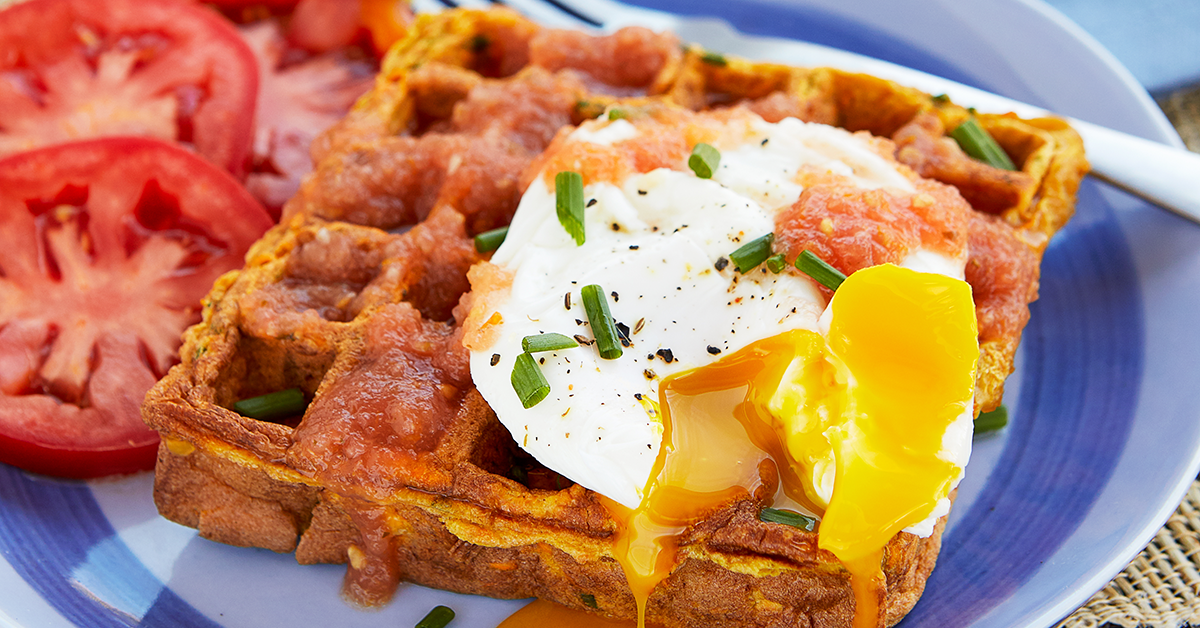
xmin=142 ymin=8 xmax=1088 ymax=627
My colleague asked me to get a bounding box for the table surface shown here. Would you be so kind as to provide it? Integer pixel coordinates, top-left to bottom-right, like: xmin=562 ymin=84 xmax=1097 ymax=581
xmin=1043 ymin=0 xmax=1200 ymax=95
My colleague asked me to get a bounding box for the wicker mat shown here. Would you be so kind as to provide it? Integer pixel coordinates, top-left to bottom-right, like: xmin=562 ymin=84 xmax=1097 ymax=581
xmin=1057 ymin=480 xmax=1200 ymax=628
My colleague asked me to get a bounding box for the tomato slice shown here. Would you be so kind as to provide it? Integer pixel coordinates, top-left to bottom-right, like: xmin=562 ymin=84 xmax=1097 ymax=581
xmin=241 ymin=19 xmax=375 ymax=215
xmin=209 ymin=0 xmax=301 ymax=7
xmin=286 ymin=0 xmax=363 ymax=54
xmin=0 ymin=138 xmax=272 ymax=478
xmin=0 ymin=0 xmax=258 ymax=178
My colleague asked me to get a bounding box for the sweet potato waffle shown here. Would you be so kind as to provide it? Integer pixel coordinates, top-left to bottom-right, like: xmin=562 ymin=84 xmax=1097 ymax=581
xmin=142 ymin=8 xmax=1088 ymax=627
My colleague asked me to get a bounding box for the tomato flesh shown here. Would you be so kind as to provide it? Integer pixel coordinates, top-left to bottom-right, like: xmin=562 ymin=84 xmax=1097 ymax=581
xmin=286 ymin=0 xmax=363 ymax=54
xmin=0 ymin=138 xmax=272 ymax=478
xmin=241 ymin=19 xmax=375 ymax=214
xmin=0 ymin=0 xmax=258 ymax=178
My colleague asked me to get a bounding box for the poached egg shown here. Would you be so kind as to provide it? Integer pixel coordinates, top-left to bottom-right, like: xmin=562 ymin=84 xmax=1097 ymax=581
xmin=463 ymin=105 xmax=978 ymax=626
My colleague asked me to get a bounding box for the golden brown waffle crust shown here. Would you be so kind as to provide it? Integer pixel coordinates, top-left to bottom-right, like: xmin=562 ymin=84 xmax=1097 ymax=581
xmin=143 ymin=7 xmax=1089 ymax=627
xmin=151 ymin=438 xmax=944 ymax=628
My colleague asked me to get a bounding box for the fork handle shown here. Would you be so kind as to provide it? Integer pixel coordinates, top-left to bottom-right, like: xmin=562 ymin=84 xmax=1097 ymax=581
xmin=1074 ymin=119 xmax=1200 ymax=225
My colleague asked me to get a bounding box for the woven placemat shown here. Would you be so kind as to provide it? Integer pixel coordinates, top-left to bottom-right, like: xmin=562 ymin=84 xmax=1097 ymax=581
xmin=1057 ymin=479 xmax=1200 ymax=628
xmin=1158 ymin=85 xmax=1200 ymax=153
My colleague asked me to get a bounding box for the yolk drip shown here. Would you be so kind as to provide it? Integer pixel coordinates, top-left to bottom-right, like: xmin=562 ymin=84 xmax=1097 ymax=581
xmin=498 ymin=599 xmax=637 ymax=628
xmin=603 ymin=333 xmax=821 ymax=626
xmin=603 ymin=264 xmax=977 ymax=628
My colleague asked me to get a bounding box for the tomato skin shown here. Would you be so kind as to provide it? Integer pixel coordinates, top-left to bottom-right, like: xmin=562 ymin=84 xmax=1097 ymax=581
xmin=0 ymin=423 xmax=161 ymax=479
xmin=0 ymin=138 xmax=272 ymax=479
xmin=0 ymin=0 xmax=259 ymax=178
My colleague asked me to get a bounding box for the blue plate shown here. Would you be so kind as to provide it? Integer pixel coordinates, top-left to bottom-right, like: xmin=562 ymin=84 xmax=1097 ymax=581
xmin=3 ymin=1 xmax=1199 ymax=626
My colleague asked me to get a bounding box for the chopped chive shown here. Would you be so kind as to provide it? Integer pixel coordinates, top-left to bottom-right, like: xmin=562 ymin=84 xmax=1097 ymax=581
xmin=509 ymin=464 xmax=528 ymax=484
xmin=729 ymin=233 xmax=774 ymax=273
xmin=469 ymin=35 xmax=490 ymax=53
xmin=759 ymin=507 xmax=818 ymax=531
xmin=581 ymin=284 xmax=622 ymax=360
xmin=700 ymin=51 xmax=727 ymax=66
xmin=522 ymin=333 xmax=579 ymax=353
xmin=416 ymin=605 xmax=456 ymax=628
xmin=575 ymin=100 xmax=605 ymax=119
xmin=765 ymin=253 xmax=787 ymax=274
xmin=607 ymin=106 xmax=650 ymax=121
xmin=950 ymin=118 xmax=1016 ymax=171
xmin=688 ymin=143 xmax=721 ymax=179
xmin=473 ymin=226 xmax=508 ymax=252
xmin=580 ymin=593 xmax=599 ymax=609
xmin=512 ymin=352 xmax=550 ymax=409
xmin=931 ymin=93 xmax=950 ymax=104
xmin=556 ymin=171 xmax=586 ymax=246
xmin=794 ymin=250 xmax=846 ymax=291
xmin=233 ymin=388 xmax=306 ymax=421
xmin=974 ymin=405 xmax=1008 ymax=434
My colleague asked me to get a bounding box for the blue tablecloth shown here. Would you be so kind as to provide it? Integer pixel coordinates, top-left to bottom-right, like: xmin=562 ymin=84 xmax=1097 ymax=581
xmin=1044 ymin=0 xmax=1200 ymax=93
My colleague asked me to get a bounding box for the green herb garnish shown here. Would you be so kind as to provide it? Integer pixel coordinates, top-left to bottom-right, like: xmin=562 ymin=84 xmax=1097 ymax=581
xmin=416 ymin=605 xmax=456 ymax=628
xmin=950 ymin=117 xmax=1016 ymax=171
xmin=700 ymin=51 xmax=727 ymax=66
xmin=608 ymin=108 xmax=627 ymax=120
xmin=688 ymin=142 xmax=721 ymax=179
xmin=759 ymin=507 xmax=818 ymax=531
xmin=522 ymin=333 xmax=579 ymax=353
xmin=729 ymin=233 xmax=775 ymax=273
xmin=794 ymin=250 xmax=846 ymax=291
xmin=581 ymin=284 xmax=623 ymax=360
xmin=509 ymin=464 xmax=529 ymax=484
xmin=974 ymin=405 xmax=1008 ymax=434
xmin=469 ymin=35 xmax=490 ymax=53
xmin=512 ymin=352 xmax=551 ymax=409
xmin=765 ymin=253 xmax=787 ymax=274
xmin=555 ymin=171 xmax=586 ymax=245
xmin=233 ymin=388 xmax=306 ymax=421
xmin=580 ymin=593 xmax=599 ymax=609
xmin=575 ymin=100 xmax=605 ymax=119
xmin=473 ymin=226 xmax=508 ymax=253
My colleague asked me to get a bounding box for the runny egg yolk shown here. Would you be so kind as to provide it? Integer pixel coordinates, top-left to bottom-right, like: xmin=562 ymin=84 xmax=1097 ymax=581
xmin=605 ymin=263 xmax=978 ymax=628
